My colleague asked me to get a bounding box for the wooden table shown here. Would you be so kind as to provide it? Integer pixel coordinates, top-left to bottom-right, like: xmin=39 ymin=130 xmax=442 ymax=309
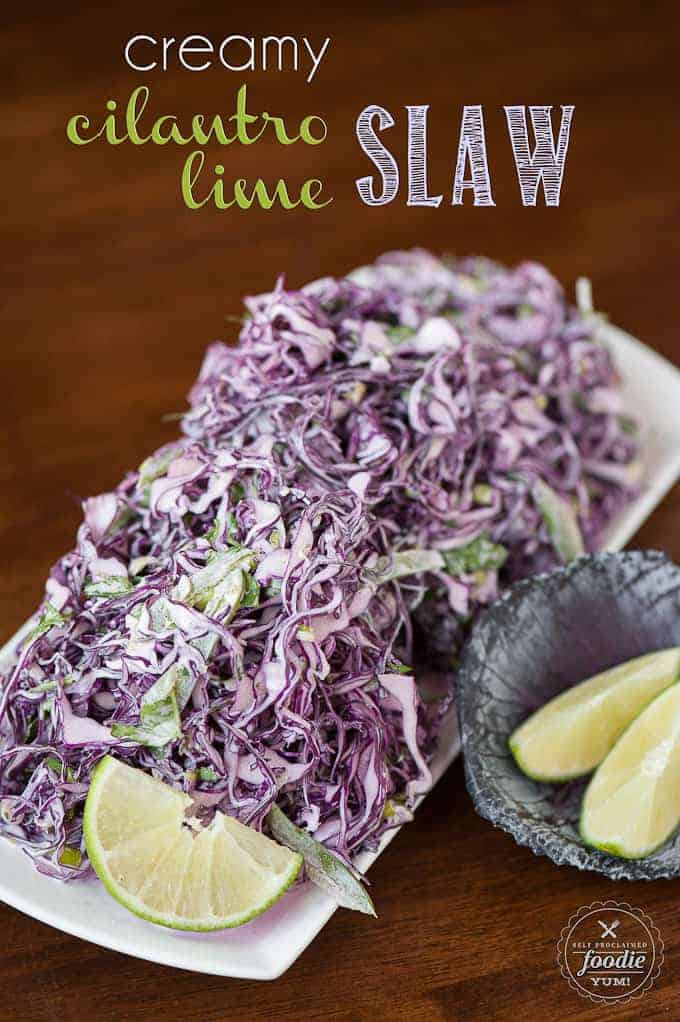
xmin=2 ymin=2 xmax=679 ymax=1018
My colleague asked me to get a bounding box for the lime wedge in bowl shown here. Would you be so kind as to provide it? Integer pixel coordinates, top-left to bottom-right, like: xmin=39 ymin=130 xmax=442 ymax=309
xmin=84 ymin=756 xmax=302 ymax=930
xmin=509 ymin=648 xmax=680 ymax=781
xmin=581 ymin=682 xmax=680 ymax=858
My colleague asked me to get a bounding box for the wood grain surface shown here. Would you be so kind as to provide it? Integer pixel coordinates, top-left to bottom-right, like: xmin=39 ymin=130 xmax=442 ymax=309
xmin=2 ymin=2 xmax=679 ymax=1019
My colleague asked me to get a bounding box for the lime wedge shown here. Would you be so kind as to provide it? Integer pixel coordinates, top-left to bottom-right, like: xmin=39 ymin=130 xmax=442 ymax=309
xmin=84 ymin=756 xmax=301 ymax=930
xmin=509 ymin=648 xmax=680 ymax=781
xmin=581 ymin=682 xmax=680 ymax=858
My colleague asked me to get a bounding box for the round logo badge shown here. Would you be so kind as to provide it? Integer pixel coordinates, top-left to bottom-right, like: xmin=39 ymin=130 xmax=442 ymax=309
xmin=557 ymin=900 xmax=663 ymax=1004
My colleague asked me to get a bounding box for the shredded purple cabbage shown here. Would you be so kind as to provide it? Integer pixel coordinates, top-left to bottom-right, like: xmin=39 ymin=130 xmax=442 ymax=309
xmin=0 ymin=250 xmax=639 ymax=881
xmin=185 ymin=251 xmax=640 ymax=656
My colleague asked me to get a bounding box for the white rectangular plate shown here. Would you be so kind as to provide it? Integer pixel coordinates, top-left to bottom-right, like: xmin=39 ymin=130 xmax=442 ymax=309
xmin=0 ymin=323 xmax=678 ymax=979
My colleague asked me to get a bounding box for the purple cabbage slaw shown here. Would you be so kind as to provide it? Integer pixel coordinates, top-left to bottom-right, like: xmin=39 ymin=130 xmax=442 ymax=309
xmin=0 ymin=249 xmax=639 ymax=882
xmin=185 ymin=251 xmax=640 ymax=656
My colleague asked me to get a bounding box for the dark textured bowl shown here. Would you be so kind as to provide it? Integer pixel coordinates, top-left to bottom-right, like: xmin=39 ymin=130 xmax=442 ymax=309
xmin=457 ymin=550 xmax=680 ymax=880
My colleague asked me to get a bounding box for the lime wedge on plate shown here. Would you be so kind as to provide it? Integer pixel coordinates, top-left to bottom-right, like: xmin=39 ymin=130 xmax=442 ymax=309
xmin=581 ymin=682 xmax=680 ymax=858
xmin=509 ymin=648 xmax=680 ymax=781
xmin=84 ymin=756 xmax=301 ymax=930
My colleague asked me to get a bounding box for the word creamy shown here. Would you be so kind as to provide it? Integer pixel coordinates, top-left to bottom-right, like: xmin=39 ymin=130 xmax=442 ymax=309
xmin=355 ymin=104 xmax=574 ymax=207
xmin=124 ymin=34 xmax=331 ymax=83
xmin=66 ymin=84 xmax=331 ymax=211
